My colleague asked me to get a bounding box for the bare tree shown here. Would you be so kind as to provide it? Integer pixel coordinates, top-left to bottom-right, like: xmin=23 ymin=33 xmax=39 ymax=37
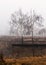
xmin=31 ymin=10 xmax=44 ymax=56
xmin=9 ymin=9 xmax=44 ymax=57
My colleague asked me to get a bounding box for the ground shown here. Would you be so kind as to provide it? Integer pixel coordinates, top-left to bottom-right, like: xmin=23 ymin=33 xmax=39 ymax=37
xmin=1 ymin=56 xmax=46 ymax=65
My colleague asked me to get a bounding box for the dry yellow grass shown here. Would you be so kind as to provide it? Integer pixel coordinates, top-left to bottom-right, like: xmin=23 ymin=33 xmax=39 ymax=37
xmin=3 ymin=56 xmax=46 ymax=65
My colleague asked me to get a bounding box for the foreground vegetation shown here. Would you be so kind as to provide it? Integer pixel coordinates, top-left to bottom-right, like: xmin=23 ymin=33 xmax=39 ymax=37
xmin=0 ymin=56 xmax=46 ymax=65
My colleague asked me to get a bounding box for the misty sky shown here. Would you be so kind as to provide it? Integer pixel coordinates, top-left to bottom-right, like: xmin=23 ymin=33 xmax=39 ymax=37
xmin=0 ymin=0 xmax=46 ymax=35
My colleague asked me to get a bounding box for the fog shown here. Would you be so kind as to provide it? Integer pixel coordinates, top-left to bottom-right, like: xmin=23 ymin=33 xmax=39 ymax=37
xmin=0 ymin=0 xmax=46 ymax=35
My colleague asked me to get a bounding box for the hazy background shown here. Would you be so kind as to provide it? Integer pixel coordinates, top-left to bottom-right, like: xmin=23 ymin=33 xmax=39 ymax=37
xmin=0 ymin=0 xmax=46 ymax=35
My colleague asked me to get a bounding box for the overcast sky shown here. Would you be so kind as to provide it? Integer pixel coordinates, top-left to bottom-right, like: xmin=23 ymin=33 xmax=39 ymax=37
xmin=0 ymin=0 xmax=46 ymax=35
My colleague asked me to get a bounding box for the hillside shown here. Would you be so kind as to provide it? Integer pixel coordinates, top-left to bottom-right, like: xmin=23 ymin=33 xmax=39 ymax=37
xmin=0 ymin=36 xmax=46 ymax=58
